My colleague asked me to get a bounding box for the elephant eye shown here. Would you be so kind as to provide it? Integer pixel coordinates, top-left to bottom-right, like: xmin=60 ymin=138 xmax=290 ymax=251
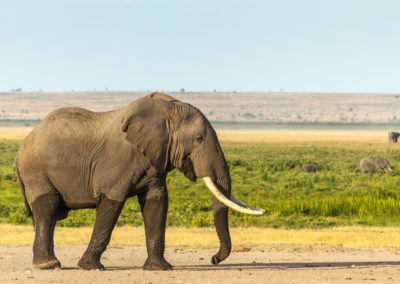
xmin=196 ymin=134 xmax=203 ymax=143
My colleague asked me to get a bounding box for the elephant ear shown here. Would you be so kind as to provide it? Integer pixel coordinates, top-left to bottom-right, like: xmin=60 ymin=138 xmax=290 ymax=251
xmin=121 ymin=97 xmax=171 ymax=173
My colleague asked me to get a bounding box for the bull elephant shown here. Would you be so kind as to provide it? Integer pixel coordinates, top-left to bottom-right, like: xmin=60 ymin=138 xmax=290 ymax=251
xmin=359 ymin=157 xmax=392 ymax=173
xmin=15 ymin=92 xmax=264 ymax=271
xmin=388 ymin=131 xmax=400 ymax=143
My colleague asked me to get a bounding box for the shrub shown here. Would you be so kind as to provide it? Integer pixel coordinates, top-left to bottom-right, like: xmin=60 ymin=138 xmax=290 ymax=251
xmin=8 ymin=207 xmax=27 ymax=224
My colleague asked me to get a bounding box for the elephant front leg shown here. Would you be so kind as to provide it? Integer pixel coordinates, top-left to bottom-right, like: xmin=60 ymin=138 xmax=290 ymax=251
xmin=138 ymin=186 xmax=172 ymax=270
xmin=78 ymin=195 xmax=124 ymax=270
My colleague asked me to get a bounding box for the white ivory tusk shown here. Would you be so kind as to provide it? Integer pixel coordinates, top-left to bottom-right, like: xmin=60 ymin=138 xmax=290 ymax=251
xmin=202 ymin=177 xmax=265 ymax=215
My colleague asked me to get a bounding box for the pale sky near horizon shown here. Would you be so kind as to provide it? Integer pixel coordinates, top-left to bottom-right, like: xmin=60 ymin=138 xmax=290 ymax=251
xmin=0 ymin=0 xmax=399 ymax=93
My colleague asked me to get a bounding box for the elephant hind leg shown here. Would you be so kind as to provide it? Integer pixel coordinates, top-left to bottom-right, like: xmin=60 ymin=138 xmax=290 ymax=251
xmin=31 ymin=192 xmax=61 ymax=269
xmin=78 ymin=194 xmax=125 ymax=270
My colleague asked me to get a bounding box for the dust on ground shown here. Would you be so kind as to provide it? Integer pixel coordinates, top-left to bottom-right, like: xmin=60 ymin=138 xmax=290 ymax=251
xmin=1 ymin=244 xmax=400 ymax=284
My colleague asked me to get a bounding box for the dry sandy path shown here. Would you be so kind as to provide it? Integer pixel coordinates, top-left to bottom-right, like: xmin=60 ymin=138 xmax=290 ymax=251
xmin=1 ymin=245 xmax=400 ymax=284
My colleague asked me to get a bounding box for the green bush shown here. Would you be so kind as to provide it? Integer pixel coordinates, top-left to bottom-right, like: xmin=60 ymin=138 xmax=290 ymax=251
xmin=8 ymin=207 xmax=27 ymax=224
xmin=58 ymin=209 xmax=96 ymax=227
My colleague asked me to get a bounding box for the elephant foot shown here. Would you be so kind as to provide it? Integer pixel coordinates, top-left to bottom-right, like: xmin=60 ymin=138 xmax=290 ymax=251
xmin=143 ymin=257 xmax=172 ymax=270
xmin=78 ymin=255 xmax=105 ymax=270
xmin=33 ymin=258 xmax=61 ymax=270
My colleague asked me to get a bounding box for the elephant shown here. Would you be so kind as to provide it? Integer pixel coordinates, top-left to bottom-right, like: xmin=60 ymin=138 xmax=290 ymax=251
xmin=388 ymin=132 xmax=400 ymax=143
xmin=301 ymin=164 xmax=321 ymax=172
xmin=15 ymin=92 xmax=264 ymax=271
xmin=359 ymin=157 xmax=392 ymax=173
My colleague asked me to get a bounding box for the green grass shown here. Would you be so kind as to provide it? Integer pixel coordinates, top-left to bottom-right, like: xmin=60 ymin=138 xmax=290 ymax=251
xmin=2 ymin=138 xmax=400 ymax=228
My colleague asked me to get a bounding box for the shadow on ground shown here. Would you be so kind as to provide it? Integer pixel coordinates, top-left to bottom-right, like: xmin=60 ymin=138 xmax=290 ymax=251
xmin=179 ymin=261 xmax=400 ymax=271
xmin=60 ymin=261 xmax=400 ymax=271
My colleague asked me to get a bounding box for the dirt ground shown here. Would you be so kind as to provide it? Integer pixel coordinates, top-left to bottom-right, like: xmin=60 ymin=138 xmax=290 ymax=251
xmin=1 ymin=244 xmax=400 ymax=284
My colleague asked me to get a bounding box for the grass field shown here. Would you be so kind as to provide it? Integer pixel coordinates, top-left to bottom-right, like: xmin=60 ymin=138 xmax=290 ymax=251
xmin=2 ymin=128 xmax=400 ymax=229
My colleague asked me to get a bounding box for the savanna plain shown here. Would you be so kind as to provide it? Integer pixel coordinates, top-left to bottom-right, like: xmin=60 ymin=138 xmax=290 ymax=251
xmin=2 ymin=128 xmax=400 ymax=283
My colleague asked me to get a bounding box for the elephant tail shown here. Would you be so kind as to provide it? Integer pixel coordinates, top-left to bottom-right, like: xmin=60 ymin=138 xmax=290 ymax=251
xmin=15 ymin=158 xmax=35 ymax=227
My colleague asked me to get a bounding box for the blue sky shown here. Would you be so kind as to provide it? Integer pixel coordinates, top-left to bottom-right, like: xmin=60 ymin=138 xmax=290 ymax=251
xmin=1 ymin=0 xmax=399 ymax=93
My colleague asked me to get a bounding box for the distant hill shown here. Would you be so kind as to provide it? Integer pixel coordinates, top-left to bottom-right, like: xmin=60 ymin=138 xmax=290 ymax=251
xmin=1 ymin=91 xmax=400 ymax=126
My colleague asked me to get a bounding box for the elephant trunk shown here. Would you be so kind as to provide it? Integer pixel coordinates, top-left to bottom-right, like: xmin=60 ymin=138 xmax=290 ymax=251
xmin=203 ymin=175 xmax=264 ymax=265
xmin=192 ymin=127 xmax=264 ymax=265
xmin=206 ymin=162 xmax=232 ymax=265
xmin=211 ymin=194 xmax=231 ymax=265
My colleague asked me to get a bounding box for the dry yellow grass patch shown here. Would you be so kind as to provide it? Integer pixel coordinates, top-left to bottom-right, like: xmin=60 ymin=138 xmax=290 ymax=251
xmin=0 ymin=127 xmax=32 ymax=139
xmin=0 ymin=127 xmax=392 ymax=144
xmin=217 ymin=129 xmax=389 ymax=144
xmin=2 ymin=225 xmax=400 ymax=249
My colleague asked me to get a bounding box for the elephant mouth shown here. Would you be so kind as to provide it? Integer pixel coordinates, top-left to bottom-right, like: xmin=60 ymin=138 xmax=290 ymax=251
xmin=202 ymin=177 xmax=265 ymax=215
xmin=179 ymin=156 xmax=197 ymax=182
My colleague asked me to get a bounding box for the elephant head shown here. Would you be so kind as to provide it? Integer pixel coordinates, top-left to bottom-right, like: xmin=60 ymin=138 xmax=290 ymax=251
xmin=121 ymin=92 xmax=264 ymax=264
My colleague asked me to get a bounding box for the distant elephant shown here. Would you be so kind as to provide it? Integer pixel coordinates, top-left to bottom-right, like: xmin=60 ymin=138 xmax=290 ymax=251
xmin=359 ymin=157 xmax=392 ymax=173
xmin=301 ymin=164 xmax=321 ymax=172
xmin=15 ymin=92 xmax=264 ymax=271
xmin=388 ymin=132 xmax=400 ymax=143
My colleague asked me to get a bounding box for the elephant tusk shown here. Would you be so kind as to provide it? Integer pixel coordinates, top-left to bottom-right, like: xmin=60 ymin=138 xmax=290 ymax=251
xmin=202 ymin=177 xmax=265 ymax=215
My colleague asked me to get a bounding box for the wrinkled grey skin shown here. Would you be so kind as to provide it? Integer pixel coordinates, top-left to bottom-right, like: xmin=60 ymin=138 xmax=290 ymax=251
xmin=388 ymin=132 xmax=400 ymax=143
xmin=360 ymin=157 xmax=392 ymax=173
xmin=301 ymin=164 xmax=321 ymax=172
xmin=15 ymin=93 xmax=232 ymax=271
